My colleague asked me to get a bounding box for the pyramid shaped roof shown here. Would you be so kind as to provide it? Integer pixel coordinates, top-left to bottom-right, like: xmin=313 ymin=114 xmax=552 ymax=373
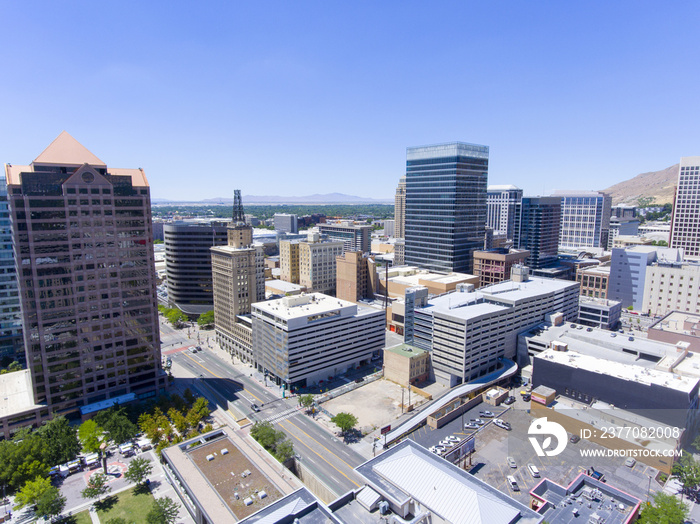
xmin=33 ymin=131 xmax=106 ymax=166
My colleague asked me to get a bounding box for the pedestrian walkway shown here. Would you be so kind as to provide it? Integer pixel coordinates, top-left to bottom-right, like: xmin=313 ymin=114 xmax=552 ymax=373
xmin=260 ymin=405 xmax=303 ymax=425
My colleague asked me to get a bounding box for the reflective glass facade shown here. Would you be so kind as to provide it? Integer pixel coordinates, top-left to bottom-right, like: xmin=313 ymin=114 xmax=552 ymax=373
xmin=404 ymin=143 xmax=488 ymax=273
xmin=0 ymin=175 xmax=23 ymax=362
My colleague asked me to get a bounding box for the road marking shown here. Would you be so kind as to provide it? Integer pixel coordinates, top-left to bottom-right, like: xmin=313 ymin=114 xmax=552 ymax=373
xmin=279 ymin=419 xmax=360 ymax=488
xmin=182 ymin=353 xmax=263 ymax=403
xmin=262 ymin=406 xmax=303 ymax=425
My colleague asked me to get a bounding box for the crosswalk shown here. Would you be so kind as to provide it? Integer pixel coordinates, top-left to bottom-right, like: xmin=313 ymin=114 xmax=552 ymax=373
xmin=260 ymin=406 xmax=303 ymax=425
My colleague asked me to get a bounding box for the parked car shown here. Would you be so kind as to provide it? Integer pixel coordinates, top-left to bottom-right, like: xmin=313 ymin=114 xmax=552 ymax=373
xmin=464 ymin=423 xmax=479 ymax=430
xmin=503 ymin=396 xmax=516 ymax=405
xmin=624 ymin=457 xmax=636 ymax=468
xmin=522 ymin=394 xmax=531 ymax=402
xmin=494 ymin=419 xmax=512 ymax=430
xmin=527 ymin=464 xmax=540 ymax=478
xmin=507 ymin=475 xmax=519 ymax=491
xmin=251 ymin=404 xmax=261 ymax=412
xmin=569 ymin=434 xmax=581 ymax=443
xmin=470 ymin=418 xmax=484 ymax=426
xmin=479 ymin=410 xmax=494 ymax=418
xmin=446 ymin=436 xmax=461 ymax=443
xmin=507 ymin=456 xmax=517 ymax=468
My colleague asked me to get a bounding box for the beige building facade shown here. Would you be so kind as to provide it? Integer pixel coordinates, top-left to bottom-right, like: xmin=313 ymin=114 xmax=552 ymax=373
xmin=643 ymin=262 xmax=700 ymax=317
xmin=383 ymin=343 xmax=430 ymax=387
xmin=335 ymin=251 xmax=374 ymax=303
xmin=576 ymin=265 xmax=610 ymax=299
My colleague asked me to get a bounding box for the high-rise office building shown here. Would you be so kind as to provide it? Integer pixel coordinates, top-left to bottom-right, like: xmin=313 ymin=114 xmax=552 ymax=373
xmin=5 ymin=131 xmax=162 ymax=416
xmin=487 ymin=185 xmax=522 ymax=240
xmin=318 ymin=222 xmax=371 ymax=253
xmin=404 ymin=142 xmax=488 ymax=274
xmin=164 ymin=221 xmax=229 ymax=315
xmin=670 ymin=157 xmax=700 ymax=259
xmin=274 ymin=213 xmax=298 ymax=234
xmin=394 ymin=176 xmax=406 ymax=239
xmin=552 ymin=190 xmax=611 ymax=250
xmin=211 ymin=191 xmax=265 ymax=362
xmin=514 ymin=197 xmax=561 ymax=269
xmin=336 ymin=251 xmax=375 ymax=303
xmin=0 ymin=174 xmax=23 ymax=362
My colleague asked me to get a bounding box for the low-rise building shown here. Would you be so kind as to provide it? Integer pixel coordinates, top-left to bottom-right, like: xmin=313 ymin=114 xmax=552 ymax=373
xmin=379 ymin=266 xmax=478 ymax=299
xmin=383 ymin=343 xmax=430 ymax=387
xmin=576 ymin=264 xmax=610 ymax=299
xmin=264 ymin=279 xmax=306 ymax=298
xmin=251 ymin=293 xmax=385 ymax=389
xmin=648 ymin=311 xmax=700 ymax=353
xmin=578 ymin=296 xmax=621 ymax=330
xmin=318 ymin=221 xmax=371 ymax=253
xmin=643 ymin=259 xmax=700 ymax=317
xmin=335 ymin=251 xmax=375 ymax=303
xmin=473 ymin=248 xmax=530 ymax=287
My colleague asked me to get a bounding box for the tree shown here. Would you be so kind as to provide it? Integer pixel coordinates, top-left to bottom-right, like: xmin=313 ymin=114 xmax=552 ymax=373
xmin=78 ymin=419 xmax=105 ymax=453
xmin=197 ymin=310 xmax=215 ymax=328
xmin=81 ymin=473 xmax=112 ymax=505
xmin=36 ymin=487 xmax=66 ymax=520
xmin=672 ymin=451 xmax=700 ymax=494
xmin=299 ymin=394 xmax=314 ymax=412
xmin=14 ymin=476 xmax=54 ymax=509
xmin=94 ymin=407 xmax=138 ymax=445
xmin=124 ymin=457 xmax=153 ymax=487
xmin=639 ymin=491 xmax=688 ymax=524
xmin=146 ymin=496 xmax=180 ymax=524
xmin=275 ymin=439 xmax=294 ymax=462
xmin=186 ymin=397 xmax=210 ymax=428
xmin=249 ymin=422 xmax=294 ymax=462
xmin=331 ymin=412 xmax=358 ymax=434
xmin=37 ymin=415 xmax=81 ymax=466
xmin=0 ymin=429 xmax=49 ymax=492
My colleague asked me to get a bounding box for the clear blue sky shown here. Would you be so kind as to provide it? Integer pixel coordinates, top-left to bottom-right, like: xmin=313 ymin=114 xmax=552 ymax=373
xmin=2 ymin=1 xmax=698 ymax=201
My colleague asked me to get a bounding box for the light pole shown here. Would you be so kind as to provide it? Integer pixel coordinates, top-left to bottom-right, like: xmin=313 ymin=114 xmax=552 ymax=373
xmin=646 ymin=474 xmax=651 ymax=504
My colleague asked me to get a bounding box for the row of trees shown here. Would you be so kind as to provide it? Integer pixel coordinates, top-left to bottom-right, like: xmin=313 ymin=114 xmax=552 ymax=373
xmin=138 ymin=394 xmax=212 ymax=455
xmin=250 ymin=422 xmax=294 ymax=462
xmin=158 ymin=305 xmax=188 ymax=328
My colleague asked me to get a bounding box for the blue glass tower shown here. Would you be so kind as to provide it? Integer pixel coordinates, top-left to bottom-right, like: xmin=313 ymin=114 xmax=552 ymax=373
xmin=404 ymin=142 xmax=488 ymax=273
xmin=0 ymin=174 xmax=23 ymax=362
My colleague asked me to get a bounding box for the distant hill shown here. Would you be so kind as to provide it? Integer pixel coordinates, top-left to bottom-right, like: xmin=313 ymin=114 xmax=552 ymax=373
xmin=191 ymin=193 xmax=392 ymax=204
xmin=604 ymin=164 xmax=678 ymax=205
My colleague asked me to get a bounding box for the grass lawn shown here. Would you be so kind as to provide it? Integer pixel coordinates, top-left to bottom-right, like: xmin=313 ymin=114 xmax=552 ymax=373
xmin=56 ymin=511 xmax=91 ymax=524
xmin=96 ymin=486 xmax=154 ymax=523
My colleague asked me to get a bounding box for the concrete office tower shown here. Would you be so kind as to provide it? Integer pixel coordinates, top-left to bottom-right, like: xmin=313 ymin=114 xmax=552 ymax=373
xmin=394 ymin=176 xmax=406 ymax=239
xmin=318 ymin=222 xmax=371 ymax=253
xmin=0 ymin=175 xmax=23 ymax=362
xmin=405 ymin=142 xmax=488 ymax=274
xmin=5 ymin=131 xmax=162 ymax=416
xmin=299 ymin=236 xmax=344 ymax=294
xmin=552 ymin=190 xmax=612 ymax=249
xmin=513 ymin=197 xmax=561 ymax=269
xmin=487 ymin=185 xmax=522 ymax=239
xmin=280 ymin=239 xmax=300 ymax=284
xmin=164 ymin=221 xmax=229 ymax=315
xmin=643 ymin=259 xmax=700 ymax=317
xmin=274 ymin=213 xmax=298 ymax=234
xmin=251 ymin=293 xmax=385 ymax=388
xmin=336 ymin=251 xmax=375 ymax=303
xmin=211 ymin=191 xmax=265 ymax=362
xmin=383 ymin=219 xmax=395 ymax=238
xmin=670 ymin=157 xmax=700 ymax=259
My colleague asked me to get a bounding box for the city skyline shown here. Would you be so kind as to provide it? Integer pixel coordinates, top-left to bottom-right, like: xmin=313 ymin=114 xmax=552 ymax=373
xmin=1 ymin=2 xmax=698 ymax=201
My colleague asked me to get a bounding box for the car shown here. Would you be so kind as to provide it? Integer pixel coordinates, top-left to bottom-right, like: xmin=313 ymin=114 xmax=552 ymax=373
xmin=434 ymin=445 xmax=446 ymax=451
xmin=503 ymin=396 xmax=516 ymax=405
xmin=479 ymin=410 xmax=494 ymax=418
xmin=522 ymin=394 xmax=531 ymax=402
xmin=428 ymin=446 xmax=438 ymax=454
xmin=446 ymin=435 xmax=461 ymax=443
xmin=506 ymin=475 xmax=519 ymax=491
xmin=470 ymin=418 xmax=484 ymax=426
xmin=569 ymin=434 xmax=581 ymax=443
xmin=520 ymin=390 xmax=528 ymax=396
xmin=507 ymin=456 xmax=517 ymax=468
xmin=494 ymin=419 xmax=512 ymax=430
xmin=354 ymin=377 xmax=364 ymax=384
xmin=527 ymin=463 xmax=540 ymax=478
xmin=624 ymin=457 xmax=636 ymax=468
xmin=464 ymin=423 xmax=479 ymax=430
xmin=251 ymin=404 xmax=261 ymax=413
xmin=195 ymin=345 xmax=202 ymax=351
xmin=439 ymin=439 xmax=453 ymax=447
xmin=188 ymin=346 xmax=197 ymax=353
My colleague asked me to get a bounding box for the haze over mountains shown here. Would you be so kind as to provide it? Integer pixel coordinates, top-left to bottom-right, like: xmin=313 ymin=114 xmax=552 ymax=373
xmin=152 ymin=193 xmax=393 ymax=205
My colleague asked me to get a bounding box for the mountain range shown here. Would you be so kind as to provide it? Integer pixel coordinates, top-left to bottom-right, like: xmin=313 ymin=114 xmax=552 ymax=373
xmin=603 ymin=164 xmax=678 ymax=205
xmin=152 ymin=193 xmax=393 ymax=204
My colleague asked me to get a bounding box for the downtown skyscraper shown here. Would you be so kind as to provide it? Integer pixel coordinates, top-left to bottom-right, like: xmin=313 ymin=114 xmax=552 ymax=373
xmin=670 ymin=156 xmax=700 ymax=259
xmin=5 ymin=132 xmax=162 ymax=418
xmin=404 ymin=142 xmax=488 ymax=273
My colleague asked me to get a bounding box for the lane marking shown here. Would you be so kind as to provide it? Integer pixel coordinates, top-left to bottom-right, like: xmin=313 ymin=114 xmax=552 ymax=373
xmin=279 ymin=419 xmax=360 ymax=488
xmin=182 ymin=353 xmax=263 ymax=403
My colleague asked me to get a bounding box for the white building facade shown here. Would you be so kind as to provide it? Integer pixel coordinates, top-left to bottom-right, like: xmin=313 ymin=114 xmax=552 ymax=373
xmin=670 ymin=156 xmax=700 ymax=259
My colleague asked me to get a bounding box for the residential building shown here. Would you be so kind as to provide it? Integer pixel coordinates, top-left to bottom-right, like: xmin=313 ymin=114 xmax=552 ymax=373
xmin=486 ymin=184 xmax=522 ymax=239
xmin=648 ymin=311 xmax=700 ymax=353
xmin=643 ymin=260 xmax=700 ymax=317
xmin=279 ymin=239 xmax=300 ymax=284
xmin=473 ymin=248 xmax=530 ymax=287
xmin=5 ymin=131 xmax=162 ymax=418
xmin=394 ymin=239 xmax=405 ymax=266
xmin=414 ymin=266 xmax=579 ymax=386
xmin=576 ymin=264 xmax=610 ymax=299
xmin=404 ymin=142 xmax=488 ymax=273
xmin=0 ymin=174 xmax=23 ymax=362
xmin=273 ymin=213 xmax=298 ymax=234
xmin=578 ymin=296 xmax=621 ymax=330
xmin=608 ymin=246 xmax=682 ymax=310
xmin=299 ymin=236 xmax=344 ymax=295
xmin=383 ymin=343 xmax=430 ymax=387
xmin=335 ymin=251 xmax=374 ymax=303
xmin=382 ymin=219 xmax=395 ymax=238
xmin=211 ymin=191 xmax=265 ymax=363
xmin=394 ymin=176 xmax=406 ymax=239
xmin=164 ymin=221 xmax=229 ymax=315
xmin=670 ymin=156 xmax=700 ymax=259
xmin=553 ymin=190 xmax=612 ymax=249
xmin=318 ymin=222 xmax=371 ymax=253
xmin=513 ymin=197 xmax=561 ymax=269
xmin=251 ymin=293 xmax=385 ymax=389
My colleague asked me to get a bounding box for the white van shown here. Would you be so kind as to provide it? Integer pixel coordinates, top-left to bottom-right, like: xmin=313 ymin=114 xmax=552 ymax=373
xmin=506 ymin=475 xmax=519 ymax=491
xmin=527 ymin=463 xmax=540 ymax=478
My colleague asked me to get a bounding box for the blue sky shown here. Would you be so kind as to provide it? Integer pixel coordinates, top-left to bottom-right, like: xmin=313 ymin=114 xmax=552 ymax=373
xmin=1 ymin=1 xmax=698 ymax=201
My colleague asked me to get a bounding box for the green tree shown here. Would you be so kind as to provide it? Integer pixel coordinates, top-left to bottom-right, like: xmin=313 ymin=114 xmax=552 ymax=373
xmin=164 ymin=308 xmax=187 ymax=328
xmin=81 ymin=473 xmax=112 ymax=505
xmin=146 ymin=496 xmax=180 ymax=524
xmin=14 ymin=476 xmax=54 ymax=509
xmin=183 ymin=388 xmax=196 ymax=407
xmin=36 ymin=487 xmax=66 ymax=520
xmin=298 ymin=394 xmax=314 ymax=412
xmin=186 ymin=397 xmax=210 ymax=428
xmin=275 ymin=439 xmax=294 ymax=462
xmin=197 ymin=310 xmax=215 ymax=328
xmin=0 ymin=361 xmax=22 ymax=374
xmin=36 ymin=415 xmax=81 ymax=466
xmin=168 ymin=408 xmax=189 ymax=435
xmin=94 ymin=407 xmax=138 ymax=445
xmin=0 ymin=429 xmax=49 ymax=492
xmin=330 ymin=412 xmax=358 ymax=434
xmin=249 ymin=422 xmax=294 ymax=462
xmin=124 ymin=457 xmax=153 ymax=487
xmin=672 ymin=451 xmax=700 ymax=494
xmin=78 ymin=419 xmax=105 ymax=453
xmin=639 ymin=491 xmax=688 ymax=524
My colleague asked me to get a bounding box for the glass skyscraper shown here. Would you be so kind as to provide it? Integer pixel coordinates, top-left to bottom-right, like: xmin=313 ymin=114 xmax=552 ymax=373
xmin=0 ymin=174 xmax=23 ymax=363
xmin=404 ymin=142 xmax=488 ymax=273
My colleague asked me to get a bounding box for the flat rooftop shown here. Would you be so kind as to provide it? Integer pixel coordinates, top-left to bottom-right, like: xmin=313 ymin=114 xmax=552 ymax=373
xmin=0 ymin=370 xmax=43 ymax=418
xmin=253 ymin=293 xmax=356 ymax=319
xmin=384 ymin=343 xmax=426 ymax=358
xmin=650 ymin=311 xmax=700 ymax=337
xmin=264 ymin=280 xmax=306 ymax=293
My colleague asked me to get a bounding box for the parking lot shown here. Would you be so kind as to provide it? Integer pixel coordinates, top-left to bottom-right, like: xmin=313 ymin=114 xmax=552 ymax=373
xmin=406 ymin=389 xmax=663 ymax=505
